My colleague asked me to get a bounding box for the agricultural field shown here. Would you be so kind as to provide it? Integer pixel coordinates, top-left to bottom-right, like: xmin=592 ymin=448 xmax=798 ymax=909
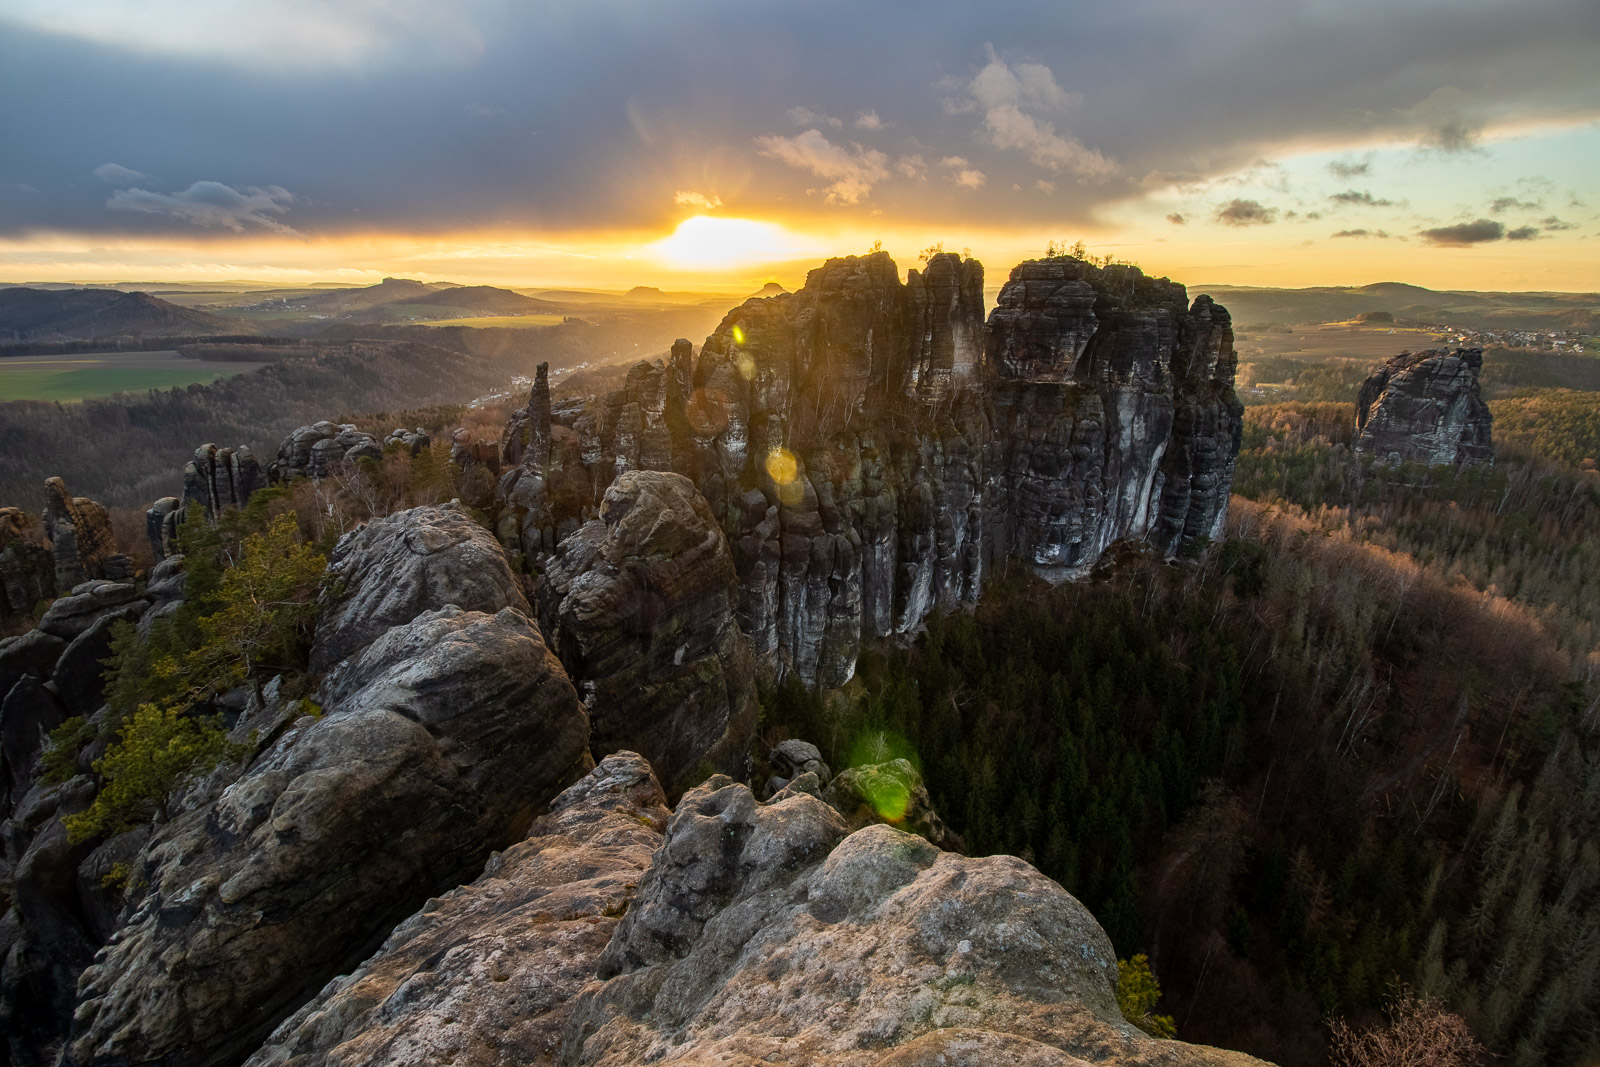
xmin=0 ymin=350 xmax=265 ymax=402
xmin=410 ymin=313 xmax=567 ymax=328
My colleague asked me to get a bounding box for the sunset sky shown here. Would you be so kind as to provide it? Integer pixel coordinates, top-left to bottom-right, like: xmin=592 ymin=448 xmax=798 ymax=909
xmin=2 ymin=0 xmax=1598 ymax=293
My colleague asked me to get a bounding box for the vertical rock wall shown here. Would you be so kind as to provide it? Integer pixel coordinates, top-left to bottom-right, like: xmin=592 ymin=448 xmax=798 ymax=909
xmin=496 ymin=252 xmax=1243 ymax=688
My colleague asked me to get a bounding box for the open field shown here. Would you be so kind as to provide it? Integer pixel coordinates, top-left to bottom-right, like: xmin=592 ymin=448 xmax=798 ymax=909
xmin=411 ymin=314 xmax=567 ymax=328
xmin=1233 ymin=321 xmax=1443 ymax=363
xmin=0 ymin=350 xmax=265 ymax=402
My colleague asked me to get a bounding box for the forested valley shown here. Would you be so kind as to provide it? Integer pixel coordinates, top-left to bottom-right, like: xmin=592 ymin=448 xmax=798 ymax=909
xmin=765 ymin=400 xmax=1600 ymax=1067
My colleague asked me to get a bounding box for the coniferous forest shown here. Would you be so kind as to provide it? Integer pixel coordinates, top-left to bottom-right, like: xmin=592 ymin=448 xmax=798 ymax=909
xmin=765 ymin=401 xmax=1600 ymax=1067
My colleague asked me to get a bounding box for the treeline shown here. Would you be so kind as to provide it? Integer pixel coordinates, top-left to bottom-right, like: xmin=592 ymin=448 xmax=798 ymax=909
xmin=1240 ymin=346 xmax=1600 ymax=407
xmin=764 ymin=504 xmax=1594 ymax=1066
xmin=1235 ymin=402 xmax=1600 ymax=658
xmin=1491 ymin=391 xmax=1600 ymax=468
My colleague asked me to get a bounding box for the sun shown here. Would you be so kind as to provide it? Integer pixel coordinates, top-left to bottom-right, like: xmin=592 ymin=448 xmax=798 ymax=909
xmin=649 ymin=215 xmax=813 ymax=271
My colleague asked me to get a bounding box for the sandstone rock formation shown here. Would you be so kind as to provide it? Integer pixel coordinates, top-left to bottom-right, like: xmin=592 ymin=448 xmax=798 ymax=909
xmin=765 ymin=737 xmax=832 ymax=797
xmin=496 ymin=252 xmax=1241 ymax=688
xmin=183 ymin=443 xmax=267 ymax=519
xmin=567 ymin=772 xmax=1262 ymax=1066
xmin=1354 ymin=348 xmax=1493 ymax=467
xmin=244 ymin=751 xmax=670 ymax=1067
xmin=65 ymin=604 xmax=589 ymax=1067
xmin=248 ymin=755 xmax=1263 ymax=1067
xmin=42 ymin=479 xmax=130 ymax=590
xmin=309 ymin=501 xmax=531 ymax=674
xmin=0 ymin=509 xmax=53 ymax=623
xmin=269 ymin=422 xmax=383 ymax=483
xmin=539 ymin=470 xmax=759 ymax=794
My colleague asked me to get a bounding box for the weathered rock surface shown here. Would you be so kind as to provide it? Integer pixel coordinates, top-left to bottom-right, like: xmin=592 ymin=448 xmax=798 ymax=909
xmin=765 ymin=737 xmax=832 ymax=797
xmin=498 ymin=253 xmax=1241 ymax=687
xmin=309 ymin=501 xmax=530 ymax=673
xmin=0 ymin=508 xmax=53 ymax=622
xmin=36 ymin=582 xmax=141 ymax=641
xmin=42 ymin=479 xmax=124 ymax=593
xmin=823 ymin=758 xmax=962 ymax=852
xmin=183 ymin=443 xmax=267 ymax=520
xmin=268 ymin=422 xmax=382 ymax=483
xmin=1353 ymin=348 xmax=1493 ymax=467
xmin=244 ymin=751 xmax=669 ymax=1067
xmin=566 ymin=774 xmax=1264 ymax=1067
xmin=539 ymin=470 xmax=759 ymax=794
xmin=65 ymin=605 xmax=590 ymax=1067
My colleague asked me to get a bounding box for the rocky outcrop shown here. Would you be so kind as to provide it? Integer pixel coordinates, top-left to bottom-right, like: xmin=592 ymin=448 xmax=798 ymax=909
xmin=42 ymin=479 xmax=130 ymax=591
xmin=0 ymin=509 xmax=53 ymax=623
xmin=182 ymin=443 xmax=266 ymax=519
xmin=496 ymin=252 xmax=1241 ymax=688
xmin=539 ymin=470 xmax=759 ymax=794
xmin=1353 ymin=348 xmax=1493 ymax=467
xmin=65 ymin=603 xmax=590 ymax=1067
xmin=243 ymin=751 xmax=669 ymax=1067
xmin=563 ymin=772 xmax=1263 ymax=1067
xmin=765 ymin=737 xmax=833 ymax=797
xmin=268 ymin=422 xmax=383 ymax=484
xmin=309 ymin=501 xmax=531 ymax=674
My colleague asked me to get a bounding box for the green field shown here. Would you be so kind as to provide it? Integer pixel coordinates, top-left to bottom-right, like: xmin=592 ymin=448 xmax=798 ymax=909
xmin=411 ymin=314 xmax=566 ymax=328
xmin=0 ymin=352 xmax=262 ymax=402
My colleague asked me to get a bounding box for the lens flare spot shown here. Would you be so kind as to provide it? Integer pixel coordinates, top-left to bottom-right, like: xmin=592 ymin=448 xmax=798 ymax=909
xmin=861 ymin=778 xmax=911 ymax=823
xmin=736 ymin=352 xmax=756 ymax=379
xmin=777 ymin=478 xmax=805 ymax=507
xmin=731 ymin=324 xmax=746 ymax=345
xmin=766 ymin=447 xmax=798 ymax=484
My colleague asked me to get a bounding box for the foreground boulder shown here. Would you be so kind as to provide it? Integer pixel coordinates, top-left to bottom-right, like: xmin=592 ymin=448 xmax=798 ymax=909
xmin=1354 ymin=348 xmax=1493 ymax=467
xmin=246 ymin=751 xmax=669 ymax=1067
xmin=540 ymin=470 xmax=759 ymax=794
xmin=65 ymin=607 xmax=588 ymax=1067
xmin=566 ymin=773 xmax=1263 ymax=1066
xmin=310 ymin=501 xmax=531 ymax=673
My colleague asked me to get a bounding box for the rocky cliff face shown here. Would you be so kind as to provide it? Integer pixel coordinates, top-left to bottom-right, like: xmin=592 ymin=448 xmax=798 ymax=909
xmin=538 ymin=470 xmax=759 ymax=795
xmin=1353 ymin=348 xmax=1493 ymax=467
xmin=496 ymin=252 xmax=1241 ymax=687
xmin=63 ymin=505 xmax=592 ymax=1067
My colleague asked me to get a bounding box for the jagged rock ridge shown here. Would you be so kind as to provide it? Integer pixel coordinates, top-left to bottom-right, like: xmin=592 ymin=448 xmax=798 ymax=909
xmin=495 ymin=252 xmax=1242 ymax=687
xmin=1353 ymin=347 xmax=1493 ymax=467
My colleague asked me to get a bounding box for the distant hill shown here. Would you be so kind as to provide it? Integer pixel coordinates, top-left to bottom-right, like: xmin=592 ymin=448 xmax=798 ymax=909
xmin=0 ymin=287 xmax=247 ymax=342
xmin=749 ymin=282 xmax=788 ymax=299
xmin=1199 ymin=281 xmax=1600 ymax=333
xmin=287 ymin=277 xmax=458 ymax=312
xmin=389 ymin=285 xmax=560 ymax=314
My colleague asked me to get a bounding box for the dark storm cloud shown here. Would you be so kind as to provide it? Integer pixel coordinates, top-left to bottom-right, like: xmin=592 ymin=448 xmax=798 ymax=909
xmin=1506 ymin=226 xmax=1541 ymax=240
xmin=1541 ymin=216 xmax=1578 ymax=230
xmin=1329 ymin=190 xmax=1394 ymax=207
xmin=2 ymin=0 xmax=1598 ymax=238
xmin=1215 ymin=199 xmax=1278 ymax=226
xmin=1166 ymin=213 xmax=1186 ymax=225
xmin=1490 ymin=196 xmax=1543 ymax=213
xmin=1328 ymin=159 xmax=1371 ymax=179
xmin=1420 ymin=219 xmax=1505 ymax=245
xmin=1332 ymin=228 xmax=1390 ymax=238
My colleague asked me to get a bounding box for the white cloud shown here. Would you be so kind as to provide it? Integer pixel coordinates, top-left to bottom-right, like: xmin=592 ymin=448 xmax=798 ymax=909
xmin=93 ymin=163 xmax=147 ymax=184
xmin=967 ymin=50 xmax=1113 ymax=181
xmin=785 ymin=106 xmax=841 ymax=129
xmin=952 ymin=168 xmax=986 ymax=189
xmin=106 ymin=180 xmax=297 ymax=233
xmin=674 ymin=190 xmax=723 ymax=210
xmin=854 ymin=110 xmax=883 ymax=130
xmin=754 ymin=129 xmax=889 ymax=206
xmin=895 ymin=154 xmax=927 ymax=179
